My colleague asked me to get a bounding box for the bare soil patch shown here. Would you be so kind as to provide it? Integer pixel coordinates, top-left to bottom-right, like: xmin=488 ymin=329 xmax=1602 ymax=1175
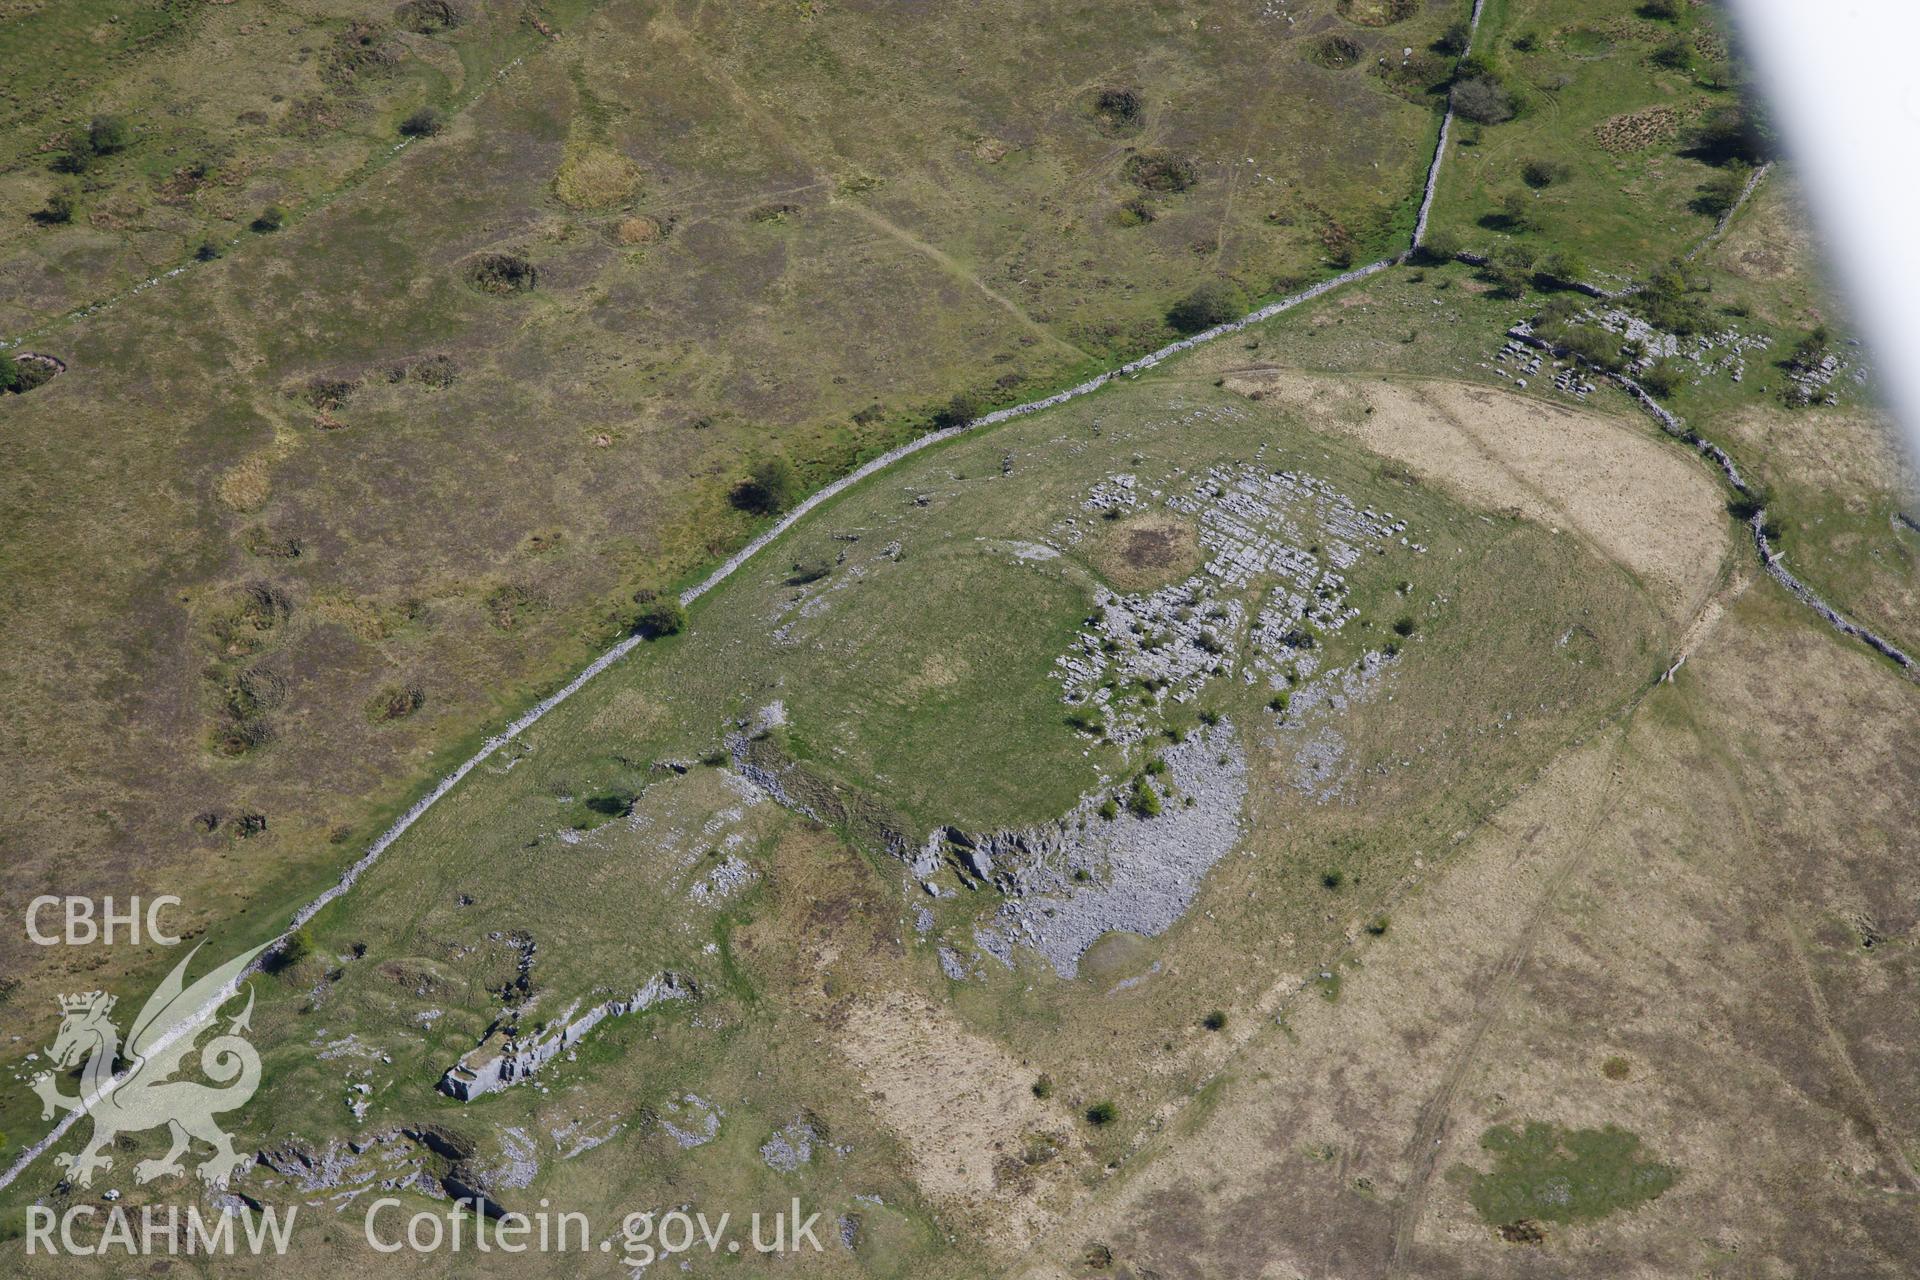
xmin=840 ymin=989 xmax=1077 ymax=1247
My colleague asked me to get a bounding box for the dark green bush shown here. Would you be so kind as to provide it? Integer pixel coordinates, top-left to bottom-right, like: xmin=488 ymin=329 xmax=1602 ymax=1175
xmin=87 ymin=115 xmax=132 ymax=155
xmin=632 ymin=593 xmax=686 ymax=639
xmin=730 ymin=456 xmax=800 ymax=515
xmin=399 ymin=106 xmax=444 ymax=138
xmin=1166 ymin=282 xmax=1240 ymax=334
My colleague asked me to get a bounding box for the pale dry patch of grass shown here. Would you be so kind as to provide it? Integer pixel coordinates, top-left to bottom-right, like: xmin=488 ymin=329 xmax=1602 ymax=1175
xmin=553 ymin=142 xmax=643 ymax=209
xmin=840 ymin=989 xmax=1077 ymax=1246
xmin=1218 ymin=370 xmax=1728 ymax=621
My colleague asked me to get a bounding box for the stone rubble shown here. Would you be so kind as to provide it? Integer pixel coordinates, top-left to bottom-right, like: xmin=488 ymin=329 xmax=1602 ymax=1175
xmin=438 ymin=972 xmax=694 ymax=1101
xmin=660 ymin=1093 xmax=722 ymax=1149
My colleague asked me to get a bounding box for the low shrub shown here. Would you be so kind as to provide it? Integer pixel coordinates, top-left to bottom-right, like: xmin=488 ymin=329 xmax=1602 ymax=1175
xmin=1091 ymin=86 xmax=1145 ymax=135
xmin=730 ymin=456 xmax=800 ymax=515
xmin=1167 ymin=282 xmax=1239 ymax=334
xmin=87 ymin=115 xmax=132 ymax=155
xmin=399 ymin=106 xmax=444 ymax=138
xmin=465 ymin=250 xmax=536 ymax=293
xmin=632 ymin=593 xmax=686 ymax=639
xmin=1125 ymin=149 xmax=1196 ymax=193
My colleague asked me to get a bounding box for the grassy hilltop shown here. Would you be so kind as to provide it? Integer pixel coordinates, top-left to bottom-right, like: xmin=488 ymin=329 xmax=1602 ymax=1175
xmin=3 ymin=0 xmax=1919 ymax=1276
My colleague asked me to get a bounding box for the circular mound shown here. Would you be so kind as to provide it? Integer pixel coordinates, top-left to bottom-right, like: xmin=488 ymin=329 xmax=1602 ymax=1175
xmin=1089 ymin=85 xmax=1146 ymax=137
xmin=464 ymin=251 xmax=536 ymax=295
xmin=1308 ymin=33 xmax=1365 ymax=68
xmin=2 ymin=352 xmax=64 ymax=395
xmin=552 ymin=144 xmax=642 ymax=211
xmin=614 ymin=214 xmax=663 ymax=246
xmin=1337 ymin=0 xmax=1417 ymax=27
xmin=1124 ymin=149 xmax=1196 ymax=194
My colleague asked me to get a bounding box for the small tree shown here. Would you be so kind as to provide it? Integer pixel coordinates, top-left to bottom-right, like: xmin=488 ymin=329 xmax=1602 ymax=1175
xmin=1691 ymin=101 xmax=1774 ymax=166
xmin=1451 ymin=76 xmax=1514 ymax=125
xmin=1435 ymin=21 xmax=1471 ymax=56
xmin=730 ymin=456 xmax=800 ymax=515
xmin=1533 ymin=250 xmax=1587 ymax=289
xmin=1639 ymin=0 xmax=1680 ymax=19
xmin=269 ymin=928 xmax=315 ymax=974
xmin=251 ymin=204 xmax=287 ymax=233
xmin=1787 ymin=325 xmax=1831 ymax=373
xmin=1637 ymin=361 xmax=1682 ymax=397
xmin=1085 ymin=1100 xmax=1118 ymax=1127
xmin=1498 ymin=191 xmax=1533 ymax=232
xmin=0 ymin=359 xmax=25 ymax=394
xmin=632 ymin=592 xmax=686 ymax=639
xmin=1414 ymin=226 xmax=1463 ymax=264
xmin=934 ymin=390 xmax=983 ymax=429
xmin=87 ymin=115 xmax=132 ymax=155
xmin=1520 ymin=158 xmax=1566 ymax=189
xmin=1693 ymin=167 xmax=1748 ymax=218
xmin=1128 ymin=776 xmax=1162 ymax=819
xmin=1166 ymin=282 xmax=1239 ymax=334
xmin=1650 ymin=35 xmax=1693 ymax=72
xmin=1486 ymin=244 xmax=1536 ymax=299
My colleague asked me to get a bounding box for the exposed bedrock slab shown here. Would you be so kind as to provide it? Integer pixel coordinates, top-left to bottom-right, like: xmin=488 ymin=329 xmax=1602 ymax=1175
xmin=438 ymin=972 xmax=694 ymax=1101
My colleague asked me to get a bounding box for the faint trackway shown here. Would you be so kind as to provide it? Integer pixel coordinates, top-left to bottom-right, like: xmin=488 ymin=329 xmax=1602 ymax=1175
xmin=836 ymin=200 xmax=1085 ymax=362
xmin=1382 ymin=729 xmax=1634 ymax=1279
xmin=645 ymin=13 xmax=1087 ymax=363
xmin=1377 ymin=556 xmax=1759 ymax=1277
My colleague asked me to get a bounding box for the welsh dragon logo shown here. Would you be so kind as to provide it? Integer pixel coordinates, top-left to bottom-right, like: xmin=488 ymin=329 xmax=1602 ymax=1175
xmin=31 ymin=942 xmax=269 ymax=1188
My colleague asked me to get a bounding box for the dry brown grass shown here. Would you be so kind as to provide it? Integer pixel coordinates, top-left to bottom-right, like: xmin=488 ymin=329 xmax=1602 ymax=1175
xmin=1215 ymin=369 xmax=1729 ymax=621
xmin=1017 ymin=581 xmax=1920 ymax=1279
xmin=613 ymin=213 xmax=663 ymax=244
